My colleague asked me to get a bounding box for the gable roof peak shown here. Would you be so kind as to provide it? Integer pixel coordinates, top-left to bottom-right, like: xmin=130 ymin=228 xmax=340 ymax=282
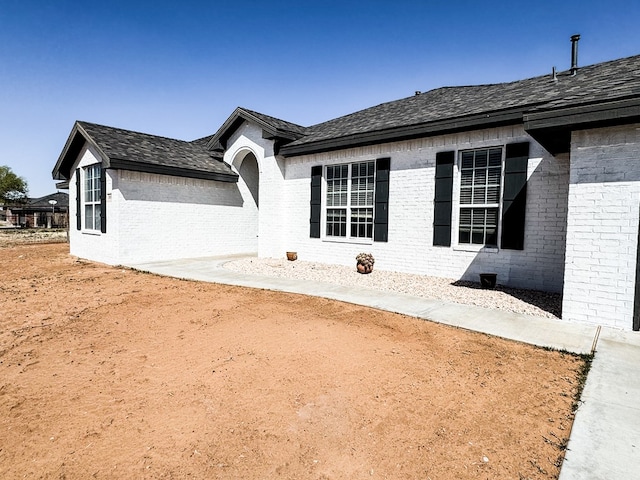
xmin=206 ymin=106 xmax=308 ymax=151
xmin=53 ymin=120 xmax=238 ymax=183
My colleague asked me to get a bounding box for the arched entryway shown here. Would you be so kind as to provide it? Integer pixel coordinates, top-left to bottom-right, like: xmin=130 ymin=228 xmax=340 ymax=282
xmin=231 ymin=150 xmax=260 ymax=252
xmin=237 ymin=151 xmax=259 ymax=208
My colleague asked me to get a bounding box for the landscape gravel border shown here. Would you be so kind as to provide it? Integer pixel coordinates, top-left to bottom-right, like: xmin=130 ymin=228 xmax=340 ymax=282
xmin=224 ymin=257 xmax=562 ymax=319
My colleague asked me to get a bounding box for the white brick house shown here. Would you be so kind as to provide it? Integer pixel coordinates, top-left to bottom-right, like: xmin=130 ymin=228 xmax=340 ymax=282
xmin=53 ymin=52 xmax=640 ymax=331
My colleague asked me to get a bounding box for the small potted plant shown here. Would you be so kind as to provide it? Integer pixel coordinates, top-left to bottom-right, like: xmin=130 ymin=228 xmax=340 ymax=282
xmin=356 ymin=252 xmax=375 ymax=274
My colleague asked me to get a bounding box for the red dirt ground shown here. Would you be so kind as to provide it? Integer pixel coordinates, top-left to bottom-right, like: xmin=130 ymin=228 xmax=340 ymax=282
xmin=0 ymin=243 xmax=586 ymax=479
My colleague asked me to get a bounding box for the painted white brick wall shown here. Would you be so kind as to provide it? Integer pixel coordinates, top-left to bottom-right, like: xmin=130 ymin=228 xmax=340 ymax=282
xmin=279 ymin=125 xmax=569 ymax=292
xmin=69 ymin=146 xmax=119 ymax=264
xmin=113 ymin=170 xmax=258 ymax=264
xmin=69 ymin=145 xmax=259 ymax=265
xmin=563 ymin=123 xmax=640 ymax=330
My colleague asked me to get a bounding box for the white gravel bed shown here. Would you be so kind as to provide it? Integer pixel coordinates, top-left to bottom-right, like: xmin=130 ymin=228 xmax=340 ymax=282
xmin=223 ymin=257 xmax=562 ymax=319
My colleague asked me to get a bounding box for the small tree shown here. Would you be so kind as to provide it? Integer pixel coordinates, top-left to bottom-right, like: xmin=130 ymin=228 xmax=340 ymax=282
xmin=0 ymin=165 xmax=28 ymax=204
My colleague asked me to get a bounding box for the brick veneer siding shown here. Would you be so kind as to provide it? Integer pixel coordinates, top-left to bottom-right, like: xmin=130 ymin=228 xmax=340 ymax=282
xmin=562 ymin=124 xmax=640 ymax=329
xmin=276 ymin=125 xmax=569 ymax=292
xmin=69 ymin=147 xmax=117 ymax=264
xmin=69 ymin=145 xmax=259 ymax=265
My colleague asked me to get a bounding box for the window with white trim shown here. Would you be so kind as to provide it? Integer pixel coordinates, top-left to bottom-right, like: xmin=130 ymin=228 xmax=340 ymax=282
xmin=83 ymin=165 xmax=101 ymax=231
xmin=326 ymin=161 xmax=375 ymax=239
xmin=458 ymin=147 xmax=502 ymax=246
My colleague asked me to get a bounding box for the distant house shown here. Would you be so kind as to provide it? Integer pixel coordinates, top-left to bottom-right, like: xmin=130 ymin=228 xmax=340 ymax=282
xmin=52 ymin=47 xmax=640 ymax=331
xmin=4 ymin=192 xmax=69 ymax=228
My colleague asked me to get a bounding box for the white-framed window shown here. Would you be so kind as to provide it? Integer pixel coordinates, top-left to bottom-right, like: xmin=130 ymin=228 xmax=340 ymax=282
xmin=458 ymin=147 xmax=502 ymax=247
xmin=83 ymin=165 xmax=101 ymax=231
xmin=325 ymin=161 xmax=375 ymax=239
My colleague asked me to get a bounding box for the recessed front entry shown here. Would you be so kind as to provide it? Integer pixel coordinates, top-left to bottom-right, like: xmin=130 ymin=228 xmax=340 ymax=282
xmin=238 ymin=151 xmax=259 ymax=208
xmin=232 ymin=150 xmax=260 ymax=252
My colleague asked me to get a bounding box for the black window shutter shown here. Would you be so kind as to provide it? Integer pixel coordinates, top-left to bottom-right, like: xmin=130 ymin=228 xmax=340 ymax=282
xmin=310 ymin=165 xmax=322 ymax=238
xmin=374 ymin=157 xmax=390 ymax=242
xmin=75 ymin=168 xmax=82 ymax=231
xmin=433 ymin=151 xmax=455 ymax=246
xmin=501 ymin=142 xmax=529 ymax=250
xmin=100 ymin=167 xmax=107 ymax=234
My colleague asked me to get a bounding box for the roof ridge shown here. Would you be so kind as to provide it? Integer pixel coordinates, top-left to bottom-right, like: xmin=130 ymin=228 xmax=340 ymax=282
xmin=77 ymin=121 xmax=193 ymax=144
xmin=237 ymin=107 xmax=309 ymax=133
xmin=413 ymin=53 xmax=640 ymax=97
xmin=190 ymin=134 xmax=215 ymax=144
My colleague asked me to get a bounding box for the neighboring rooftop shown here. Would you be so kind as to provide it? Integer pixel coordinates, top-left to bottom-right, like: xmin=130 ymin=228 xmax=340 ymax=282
xmin=27 ymin=192 xmax=69 ymax=208
xmin=4 ymin=192 xmax=69 ymax=211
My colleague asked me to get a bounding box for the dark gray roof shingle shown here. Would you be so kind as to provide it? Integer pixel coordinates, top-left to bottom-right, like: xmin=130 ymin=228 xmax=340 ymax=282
xmin=76 ymin=122 xmax=236 ymax=180
xmin=27 ymin=192 xmax=69 ymax=208
xmin=239 ymin=108 xmax=308 ymax=137
xmin=282 ymin=54 xmax=640 ymax=152
xmin=205 ymin=107 xmax=308 ymax=152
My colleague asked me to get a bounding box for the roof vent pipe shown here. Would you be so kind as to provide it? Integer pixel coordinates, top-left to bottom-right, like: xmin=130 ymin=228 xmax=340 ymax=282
xmin=570 ymin=34 xmax=580 ymax=75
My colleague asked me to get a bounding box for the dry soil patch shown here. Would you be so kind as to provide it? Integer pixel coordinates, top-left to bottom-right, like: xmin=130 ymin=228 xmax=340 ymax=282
xmin=0 ymin=243 xmax=586 ymax=479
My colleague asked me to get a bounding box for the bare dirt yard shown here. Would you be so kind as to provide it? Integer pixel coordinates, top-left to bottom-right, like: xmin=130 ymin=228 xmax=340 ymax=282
xmin=1 ymin=242 xmax=588 ymax=479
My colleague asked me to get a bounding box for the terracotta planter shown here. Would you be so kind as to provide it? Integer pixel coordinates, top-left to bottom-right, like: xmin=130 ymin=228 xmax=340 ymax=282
xmin=286 ymin=251 xmax=297 ymax=261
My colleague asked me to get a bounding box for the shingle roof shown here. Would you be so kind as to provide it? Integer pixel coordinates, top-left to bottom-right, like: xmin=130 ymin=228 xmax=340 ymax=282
xmin=205 ymin=107 xmax=307 ymax=152
xmin=78 ymin=122 xmax=235 ymax=177
xmin=190 ymin=134 xmax=216 ymax=147
xmin=280 ymin=54 xmax=640 ymax=155
xmin=8 ymin=192 xmax=69 ymax=212
xmin=27 ymin=192 xmax=69 ymax=208
xmin=53 ymin=122 xmax=238 ymax=182
xmin=238 ymin=108 xmax=308 ymax=137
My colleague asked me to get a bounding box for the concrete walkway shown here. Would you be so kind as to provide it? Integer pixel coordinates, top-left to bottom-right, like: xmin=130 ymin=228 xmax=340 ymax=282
xmin=128 ymin=254 xmax=640 ymax=480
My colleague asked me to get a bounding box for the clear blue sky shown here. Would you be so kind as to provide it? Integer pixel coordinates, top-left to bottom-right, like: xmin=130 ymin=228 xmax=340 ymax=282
xmin=1 ymin=0 xmax=639 ymax=197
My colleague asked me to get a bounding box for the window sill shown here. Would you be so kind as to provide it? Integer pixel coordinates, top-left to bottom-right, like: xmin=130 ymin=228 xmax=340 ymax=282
xmin=81 ymin=230 xmax=102 ymax=236
xmin=322 ymin=237 xmax=373 ymax=246
xmin=452 ymin=244 xmax=499 ymax=254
